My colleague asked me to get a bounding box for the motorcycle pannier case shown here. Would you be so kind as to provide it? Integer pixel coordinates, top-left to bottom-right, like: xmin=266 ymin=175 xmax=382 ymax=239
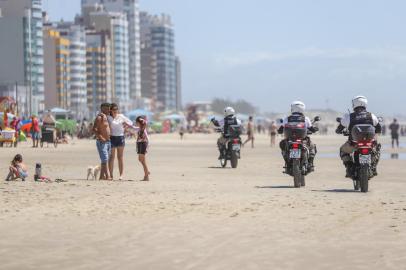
xmin=351 ymin=124 xmax=375 ymax=142
xmin=284 ymin=123 xmax=307 ymax=140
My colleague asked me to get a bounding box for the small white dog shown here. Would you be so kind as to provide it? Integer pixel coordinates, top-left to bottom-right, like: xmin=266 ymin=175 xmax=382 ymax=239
xmin=87 ymin=165 xmax=101 ymax=180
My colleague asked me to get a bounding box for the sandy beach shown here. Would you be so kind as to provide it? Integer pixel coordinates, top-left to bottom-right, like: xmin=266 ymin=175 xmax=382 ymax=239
xmin=1 ymin=134 xmax=406 ymax=270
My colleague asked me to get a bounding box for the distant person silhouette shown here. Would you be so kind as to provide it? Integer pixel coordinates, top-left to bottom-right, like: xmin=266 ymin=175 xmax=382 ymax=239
xmin=389 ymin=119 xmax=400 ymax=148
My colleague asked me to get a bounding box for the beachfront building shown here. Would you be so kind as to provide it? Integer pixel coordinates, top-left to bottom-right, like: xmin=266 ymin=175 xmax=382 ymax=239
xmin=0 ymin=0 xmax=44 ymax=115
xmin=85 ymin=30 xmax=112 ymax=117
xmin=175 ymin=56 xmax=182 ymax=111
xmin=56 ymin=22 xmax=88 ymax=120
xmin=82 ymin=0 xmax=141 ymax=109
xmin=84 ymin=9 xmax=130 ymax=112
xmin=43 ymin=28 xmax=71 ymax=110
xmin=140 ymin=12 xmax=178 ymax=112
xmin=140 ymin=44 xmax=158 ymax=111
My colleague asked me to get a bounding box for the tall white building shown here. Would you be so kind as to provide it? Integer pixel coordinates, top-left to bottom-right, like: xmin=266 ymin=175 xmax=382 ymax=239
xmin=0 ymin=0 xmax=44 ymax=115
xmin=56 ymin=22 xmax=88 ymax=119
xmin=86 ymin=10 xmax=130 ymax=111
xmin=81 ymin=0 xmax=141 ymax=109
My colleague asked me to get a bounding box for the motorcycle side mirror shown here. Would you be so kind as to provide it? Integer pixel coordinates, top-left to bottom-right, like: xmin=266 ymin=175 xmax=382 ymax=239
xmin=314 ymin=116 xmax=321 ymax=122
xmin=336 ymin=117 xmax=342 ymax=123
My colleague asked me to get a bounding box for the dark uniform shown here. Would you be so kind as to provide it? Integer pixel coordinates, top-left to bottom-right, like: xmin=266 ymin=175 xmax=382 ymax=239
xmin=337 ymin=107 xmax=381 ymax=176
xmin=278 ymin=113 xmax=318 ymax=170
xmin=212 ymin=115 xmax=241 ymax=157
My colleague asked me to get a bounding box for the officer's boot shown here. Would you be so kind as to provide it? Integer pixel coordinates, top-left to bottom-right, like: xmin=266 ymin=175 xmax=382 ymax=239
xmin=344 ymin=161 xmax=354 ymax=178
xmin=308 ymin=156 xmax=315 ymax=172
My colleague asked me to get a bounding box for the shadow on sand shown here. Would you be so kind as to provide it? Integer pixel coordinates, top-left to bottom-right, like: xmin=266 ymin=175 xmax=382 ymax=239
xmin=207 ymin=166 xmax=231 ymax=169
xmin=255 ymin=185 xmax=295 ymax=189
xmin=311 ymin=189 xmax=359 ymax=193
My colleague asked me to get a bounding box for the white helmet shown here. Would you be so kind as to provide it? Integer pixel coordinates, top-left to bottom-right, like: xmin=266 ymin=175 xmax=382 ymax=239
xmin=291 ymin=101 xmax=306 ymax=114
xmin=352 ymin=95 xmax=368 ymax=110
xmin=224 ymin=107 xmax=235 ymax=117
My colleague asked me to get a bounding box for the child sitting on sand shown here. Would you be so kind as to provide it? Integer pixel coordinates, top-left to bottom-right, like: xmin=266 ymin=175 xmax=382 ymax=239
xmin=6 ymin=154 xmax=28 ymax=181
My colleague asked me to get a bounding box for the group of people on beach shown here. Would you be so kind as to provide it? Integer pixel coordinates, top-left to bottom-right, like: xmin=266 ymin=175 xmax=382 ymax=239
xmin=93 ymin=103 xmax=150 ymax=181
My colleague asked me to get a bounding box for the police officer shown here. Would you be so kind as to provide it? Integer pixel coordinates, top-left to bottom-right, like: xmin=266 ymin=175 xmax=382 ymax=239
xmin=278 ymin=101 xmax=318 ymax=171
xmin=212 ymin=107 xmax=242 ymax=159
xmin=336 ymin=96 xmax=382 ymax=177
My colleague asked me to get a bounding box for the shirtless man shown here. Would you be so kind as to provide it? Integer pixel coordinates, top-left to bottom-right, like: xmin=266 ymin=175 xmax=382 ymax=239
xmin=93 ymin=103 xmax=112 ymax=180
xmin=243 ymin=116 xmax=255 ymax=148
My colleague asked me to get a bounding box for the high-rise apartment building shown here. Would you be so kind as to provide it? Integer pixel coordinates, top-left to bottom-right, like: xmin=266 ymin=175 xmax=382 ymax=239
xmin=56 ymin=22 xmax=88 ymax=119
xmin=140 ymin=12 xmax=178 ymax=111
xmin=140 ymin=44 xmax=157 ymax=110
xmin=86 ymin=10 xmax=129 ymax=111
xmin=85 ymin=30 xmax=112 ymax=117
xmin=43 ymin=28 xmax=70 ymax=109
xmin=0 ymin=0 xmax=44 ymax=114
xmin=82 ymin=0 xmax=141 ymax=108
xmin=175 ymin=56 xmax=182 ymax=111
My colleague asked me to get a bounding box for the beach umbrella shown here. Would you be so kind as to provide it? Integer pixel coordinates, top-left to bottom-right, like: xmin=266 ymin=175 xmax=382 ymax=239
xmin=150 ymin=122 xmax=163 ymax=133
xmin=56 ymin=120 xmax=76 ymax=133
xmin=50 ymin=107 xmax=70 ymax=114
xmin=126 ymin=109 xmax=154 ymax=121
xmin=163 ymin=114 xmax=185 ymax=121
xmin=20 ymin=120 xmax=33 ymax=132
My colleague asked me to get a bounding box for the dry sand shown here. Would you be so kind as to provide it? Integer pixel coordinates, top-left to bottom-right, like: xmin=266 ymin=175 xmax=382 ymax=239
xmin=0 ymin=134 xmax=406 ymax=270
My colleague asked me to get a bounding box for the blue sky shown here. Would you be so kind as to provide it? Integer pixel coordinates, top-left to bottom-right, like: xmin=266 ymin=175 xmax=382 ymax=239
xmin=44 ymin=0 xmax=406 ymax=115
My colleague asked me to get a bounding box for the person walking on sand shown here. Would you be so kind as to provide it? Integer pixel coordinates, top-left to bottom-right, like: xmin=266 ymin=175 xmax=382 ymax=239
xmin=179 ymin=125 xmax=185 ymax=140
xmin=269 ymin=121 xmax=278 ymax=147
xmin=389 ymin=118 xmax=400 ymax=148
xmin=108 ymin=103 xmax=133 ymax=180
xmin=30 ymin=115 xmax=40 ymax=148
xmin=132 ymin=116 xmax=150 ymax=181
xmin=93 ymin=103 xmax=112 ymax=180
xmin=243 ymin=116 xmax=255 ymax=148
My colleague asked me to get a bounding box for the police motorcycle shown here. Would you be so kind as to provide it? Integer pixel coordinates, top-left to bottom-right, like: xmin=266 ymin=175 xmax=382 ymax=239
xmin=280 ymin=116 xmax=320 ymax=188
xmin=336 ymin=117 xmax=381 ymax=193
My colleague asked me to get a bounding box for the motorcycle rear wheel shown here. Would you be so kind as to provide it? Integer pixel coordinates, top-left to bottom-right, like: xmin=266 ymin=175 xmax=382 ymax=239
xmin=292 ymin=159 xmax=301 ymax=188
xmin=230 ymin=152 xmax=238 ymax=168
xmin=300 ymin=174 xmax=305 ymax=187
xmin=359 ymin=166 xmax=369 ymax=193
